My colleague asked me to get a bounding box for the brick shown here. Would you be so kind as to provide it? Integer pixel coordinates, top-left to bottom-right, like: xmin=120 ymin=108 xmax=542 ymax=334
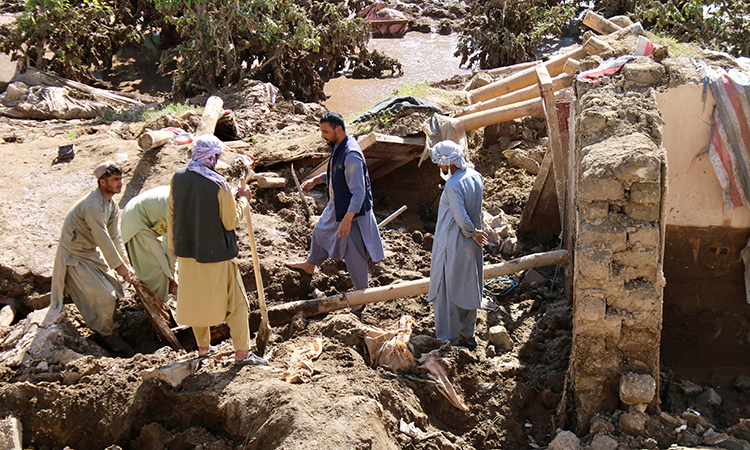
xmin=630 ymin=182 xmax=661 ymax=204
xmin=580 ymin=201 xmax=609 ymax=220
xmin=576 ymin=289 xmax=607 ymax=321
xmin=0 ymin=415 xmax=22 ymax=450
xmin=622 ymin=59 xmax=666 ymax=84
xmin=579 ymin=221 xmax=627 ymax=252
xmin=628 ymin=225 xmax=660 ymax=249
xmin=580 ymin=177 xmax=626 ymax=202
xmin=623 ymin=203 xmax=660 ymax=222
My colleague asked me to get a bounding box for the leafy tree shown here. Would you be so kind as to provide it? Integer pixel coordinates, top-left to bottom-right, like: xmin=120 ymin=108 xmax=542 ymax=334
xmin=455 ymin=0 xmax=577 ymax=70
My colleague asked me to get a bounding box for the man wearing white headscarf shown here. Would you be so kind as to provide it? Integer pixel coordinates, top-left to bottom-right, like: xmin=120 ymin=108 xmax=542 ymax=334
xmin=168 ymin=134 xmax=267 ymax=365
xmin=428 ymin=140 xmax=488 ymax=349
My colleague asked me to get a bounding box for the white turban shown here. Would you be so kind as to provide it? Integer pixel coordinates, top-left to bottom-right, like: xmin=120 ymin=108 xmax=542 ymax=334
xmin=430 ymin=140 xmax=469 ymax=170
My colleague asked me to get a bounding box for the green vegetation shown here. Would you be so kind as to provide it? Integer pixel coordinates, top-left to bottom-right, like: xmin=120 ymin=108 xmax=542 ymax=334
xmin=455 ymin=0 xmax=749 ymax=70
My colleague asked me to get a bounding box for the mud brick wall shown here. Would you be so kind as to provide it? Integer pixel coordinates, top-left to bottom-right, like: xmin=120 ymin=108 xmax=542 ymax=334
xmin=570 ymin=60 xmax=667 ymax=429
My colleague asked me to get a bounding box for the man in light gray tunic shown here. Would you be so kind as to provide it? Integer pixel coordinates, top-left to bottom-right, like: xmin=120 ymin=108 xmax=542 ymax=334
xmin=428 ymin=141 xmax=488 ymax=349
xmin=50 ymin=162 xmax=135 ymax=351
xmin=286 ymin=112 xmax=384 ymax=306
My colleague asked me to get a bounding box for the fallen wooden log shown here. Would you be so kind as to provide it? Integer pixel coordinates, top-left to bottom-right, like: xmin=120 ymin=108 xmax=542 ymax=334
xmin=194 ymin=96 xmax=224 ymax=137
xmin=255 ymin=249 xmax=569 ymax=329
xmin=486 ymin=60 xmax=541 ymax=76
xmin=467 ymin=47 xmax=589 ymax=104
xmin=378 ymin=205 xmax=407 ymax=229
xmin=248 ymin=171 xmax=280 ymax=181
xmin=137 ymin=129 xmax=175 ymax=151
xmin=257 ymin=176 xmax=287 ymax=188
xmin=456 ymin=71 xmax=574 ymax=118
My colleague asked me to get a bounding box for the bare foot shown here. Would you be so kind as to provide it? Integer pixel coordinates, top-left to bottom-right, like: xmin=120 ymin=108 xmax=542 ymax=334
xmin=285 ymin=260 xmax=315 ymax=275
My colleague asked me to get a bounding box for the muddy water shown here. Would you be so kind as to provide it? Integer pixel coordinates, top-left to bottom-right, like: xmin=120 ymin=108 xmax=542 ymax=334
xmin=323 ymin=32 xmax=468 ymax=119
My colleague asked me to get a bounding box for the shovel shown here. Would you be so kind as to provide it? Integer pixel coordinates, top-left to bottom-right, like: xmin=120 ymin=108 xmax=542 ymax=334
xmin=240 ymin=176 xmax=272 ymax=356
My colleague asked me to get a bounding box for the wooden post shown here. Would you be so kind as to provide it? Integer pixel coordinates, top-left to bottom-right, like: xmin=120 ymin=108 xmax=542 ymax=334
xmin=194 ymin=96 xmax=224 ymax=137
xmin=257 ymin=176 xmax=287 ymax=188
xmin=582 ymin=35 xmax=614 ymax=56
xmin=467 ymin=47 xmax=589 ymax=104
xmin=536 ymin=65 xmax=567 ymax=226
xmin=137 ymin=130 xmax=175 ymax=151
xmin=455 ymin=97 xmax=544 ymax=132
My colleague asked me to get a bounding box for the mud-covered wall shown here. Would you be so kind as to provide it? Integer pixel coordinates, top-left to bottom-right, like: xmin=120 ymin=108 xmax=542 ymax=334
xmin=570 ymin=57 xmax=667 ymax=430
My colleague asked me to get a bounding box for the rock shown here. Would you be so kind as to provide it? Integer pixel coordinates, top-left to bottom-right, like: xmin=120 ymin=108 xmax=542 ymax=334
xmin=464 ymin=72 xmax=494 ymax=91
xmin=141 ymin=359 xmax=199 ymax=388
xmin=500 ymin=236 xmax=520 ymax=257
xmin=522 ymin=269 xmax=547 ymax=286
xmin=703 ymin=429 xmax=729 ymax=445
xmin=0 ymin=305 xmax=14 ymax=327
xmin=679 ymin=379 xmax=703 ymax=395
xmin=0 ymin=415 xmax=22 ymax=450
xmin=728 ymin=419 xmax=750 ymax=441
xmin=619 ymin=411 xmax=647 ymax=435
xmin=610 ymin=15 xmax=634 ymax=27
xmin=502 ymin=149 xmax=540 ymax=175
xmin=541 ymin=388 xmax=561 ymax=409
xmin=658 ymin=411 xmax=684 ymax=427
xmin=590 ymin=434 xmax=618 ymax=450
xmin=56 ymin=348 xmax=85 ymax=366
xmin=549 ymin=430 xmax=580 ymax=450
xmin=619 ymin=372 xmax=656 ymax=405
xmin=590 ymin=415 xmax=615 ymax=436
xmin=621 ymin=58 xmax=667 ymax=84
xmin=421 ymin=233 xmax=434 ymax=251
xmin=682 ymin=410 xmax=710 ymax=428
xmin=734 ymin=376 xmax=750 ymax=393
xmin=488 ymin=325 xmax=513 ymax=351
xmin=697 ymin=387 xmax=723 ymax=408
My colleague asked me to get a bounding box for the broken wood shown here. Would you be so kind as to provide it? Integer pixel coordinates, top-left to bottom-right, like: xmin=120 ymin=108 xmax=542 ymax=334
xmin=457 ymin=97 xmax=544 ymax=132
xmin=194 ymin=96 xmax=224 ymax=137
xmin=486 ymin=60 xmax=541 ymax=76
xmin=257 ymin=176 xmax=287 ymax=189
xmin=131 ymin=278 xmax=183 ymax=351
xmin=256 ymin=250 xmax=569 ymax=328
xmin=536 ymin=64 xmax=567 ymax=225
xmin=137 ymin=130 xmax=175 ymax=151
xmin=582 ymin=35 xmax=614 ymax=56
xmin=518 ymin=151 xmax=561 ymax=242
xmin=291 ymin=163 xmax=313 ymax=219
xmin=378 ymin=205 xmax=407 ymax=228
xmin=467 ymin=47 xmax=589 ymax=104
xmin=582 ymin=10 xmax=622 ymax=35
xmin=248 ymin=171 xmax=280 ymax=181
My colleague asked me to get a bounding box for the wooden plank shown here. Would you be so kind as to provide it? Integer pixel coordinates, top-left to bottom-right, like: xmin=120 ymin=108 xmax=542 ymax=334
xmin=536 ymin=65 xmax=566 ymax=225
xmin=518 ymin=151 xmax=561 ymax=242
xmin=582 ymin=10 xmax=622 ymax=35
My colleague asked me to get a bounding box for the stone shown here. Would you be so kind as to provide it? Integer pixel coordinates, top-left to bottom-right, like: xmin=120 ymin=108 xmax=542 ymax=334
xmin=590 ymin=434 xmax=618 ymax=450
xmin=522 ymin=269 xmax=546 ymax=285
xmin=627 ymin=226 xmax=660 ymax=249
xmin=541 ymin=389 xmax=561 ymax=409
xmin=623 ymin=203 xmax=660 ymax=222
xmin=590 ymin=415 xmax=615 ymax=435
xmin=488 ymin=325 xmax=514 ymax=351
xmin=658 ymin=411 xmax=684 ymax=427
xmin=622 ymin=59 xmax=667 ymax=85
xmin=0 ymin=415 xmax=22 ymax=450
xmin=0 ymin=305 xmax=14 ymax=327
xmin=549 ymin=430 xmax=580 ymax=450
xmin=679 ymin=379 xmax=703 ymax=396
xmin=576 ymin=290 xmax=606 ymax=322
xmin=734 ymin=376 xmax=750 ymax=393
xmin=697 ymin=387 xmax=723 ymax=408
xmin=580 ymin=201 xmax=609 ymax=220
xmin=629 ymin=182 xmax=661 ymax=204
xmin=56 ymin=348 xmax=85 ymax=366
xmin=465 ymin=72 xmax=494 ymax=91
xmin=682 ymin=410 xmax=710 ymax=428
xmin=619 ymin=373 xmax=656 ymax=405
xmin=728 ymin=419 xmax=750 ymax=441
xmin=610 ymin=15 xmax=633 ymax=27
xmin=141 ymin=359 xmax=199 ymax=388
xmin=619 ymin=410 xmax=648 ymax=435
xmin=503 ymin=149 xmax=540 ymax=175
xmin=703 ymin=429 xmax=729 ymax=445
xmin=579 ymin=177 xmax=625 ymax=202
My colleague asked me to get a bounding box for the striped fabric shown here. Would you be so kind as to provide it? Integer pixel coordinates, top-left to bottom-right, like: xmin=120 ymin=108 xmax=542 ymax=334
xmin=705 ymin=66 xmax=750 ymax=209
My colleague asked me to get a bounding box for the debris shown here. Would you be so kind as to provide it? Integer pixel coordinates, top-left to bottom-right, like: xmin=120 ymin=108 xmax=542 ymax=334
xmin=281 ymin=338 xmax=323 ymax=383
xmin=0 ymin=415 xmax=22 ymax=450
xmin=399 ymin=418 xmax=440 ymax=441
xmin=256 ymin=176 xmax=287 ymax=189
xmin=619 ymin=372 xmax=656 ymax=405
xmin=360 ymin=316 xmax=415 ymax=371
xmin=548 ymin=430 xmax=580 ymax=450
xmin=141 ymin=359 xmax=200 ymax=388
xmin=417 ymin=352 xmax=469 ymax=411
xmin=0 ymin=305 xmax=13 ymax=327
xmin=488 ymin=325 xmax=513 ymax=352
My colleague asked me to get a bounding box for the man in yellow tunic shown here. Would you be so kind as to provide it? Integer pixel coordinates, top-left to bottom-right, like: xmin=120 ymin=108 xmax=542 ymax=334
xmin=50 ymin=162 xmax=135 ymax=352
xmin=168 ymin=134 xmax=267 ymax=365
xmin=121 ymin=186 xmax=177 ymax=302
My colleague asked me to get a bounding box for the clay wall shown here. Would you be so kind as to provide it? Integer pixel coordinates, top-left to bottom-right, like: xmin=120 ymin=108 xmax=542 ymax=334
xmin=571 ymin=57 xmax=667 ymax=430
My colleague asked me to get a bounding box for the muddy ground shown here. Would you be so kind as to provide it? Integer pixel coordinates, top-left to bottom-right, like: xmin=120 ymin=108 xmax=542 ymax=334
xmin=1 ymin=8 xmax=750 ymax=450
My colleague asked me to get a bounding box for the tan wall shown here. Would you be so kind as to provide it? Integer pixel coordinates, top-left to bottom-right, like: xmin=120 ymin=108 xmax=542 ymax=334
xmin=656 ymin=84 xmax=750 ymax=228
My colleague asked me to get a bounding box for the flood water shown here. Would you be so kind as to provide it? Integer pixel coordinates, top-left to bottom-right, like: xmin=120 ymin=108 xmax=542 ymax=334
xmin=323 ymin=32 xmax=469 ymax=119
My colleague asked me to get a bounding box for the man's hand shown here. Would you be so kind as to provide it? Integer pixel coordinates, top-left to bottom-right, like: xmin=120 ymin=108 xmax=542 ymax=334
xmin=238 ymin=185 xmax=252 ymax=201
xmin=338 ymin=213 xmax=354 ymax=238
xmin=115 ymin=264 xmax=135 ymax=282
xmin=472 ymin=230 xmax=489 ymax=247
xmin=301 ymin=175 xmax=323 ymax=192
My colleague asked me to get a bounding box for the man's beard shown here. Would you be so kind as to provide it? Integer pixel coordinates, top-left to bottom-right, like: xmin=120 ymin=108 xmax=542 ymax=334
xmin=440 ymin=167 xmax=452 ymax=181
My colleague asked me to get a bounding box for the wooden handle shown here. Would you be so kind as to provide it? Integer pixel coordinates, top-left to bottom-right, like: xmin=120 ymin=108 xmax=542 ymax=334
xmin=241 ymin=178 xmax=270 ymax=325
